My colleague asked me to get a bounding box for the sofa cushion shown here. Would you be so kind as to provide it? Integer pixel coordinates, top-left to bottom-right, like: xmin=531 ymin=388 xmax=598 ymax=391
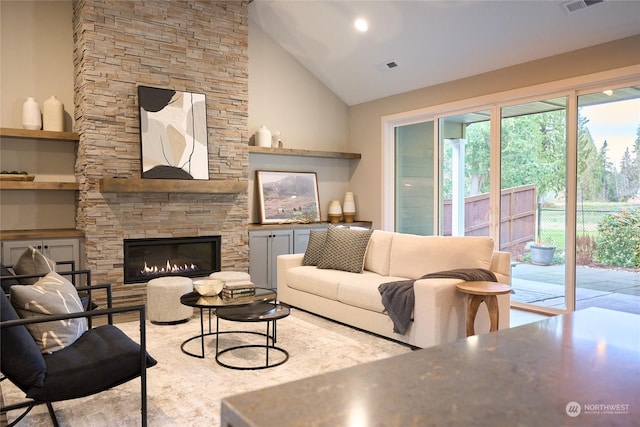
xmin=389 ymin=235 xmax=495 ymax=279
xmin=317 ymin=226 xmax=373 ymax=273
xmin=286 ymin=266 xmax=343 ymax=300
xmin=10 ymin=272 xmax=88 ymax=354
xmin=302 ymin=229 xmax=327 ymax=266
xmin=364 ymin=230 xmax=395 ymax=276
xmin=13 ymin=246 xmax=56 ymax=285
xmin=337 ymin=272 xmax=408 ymax=313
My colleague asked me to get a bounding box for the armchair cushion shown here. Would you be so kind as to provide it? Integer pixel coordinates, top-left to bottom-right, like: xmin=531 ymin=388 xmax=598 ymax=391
xmin=27 ymin=325 xmax=158 ymax=401
xmin=10 ymin=272 xmax=88 ymax=353
xmin=0 ymin=292 xmax=47 ymax=390
xmin=12 ymin=246 xmax=56 ymax=285
xmin=1 ymin=263 xmax=20 ymax=293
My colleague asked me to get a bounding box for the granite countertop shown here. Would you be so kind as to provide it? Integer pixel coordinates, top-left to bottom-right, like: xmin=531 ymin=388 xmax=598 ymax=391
xmin=221 ymin=308 xmax=639 ymax=426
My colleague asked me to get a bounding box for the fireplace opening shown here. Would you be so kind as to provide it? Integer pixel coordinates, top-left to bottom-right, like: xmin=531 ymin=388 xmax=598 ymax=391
xmin=123 ymin=236 xmax=221 ymax=284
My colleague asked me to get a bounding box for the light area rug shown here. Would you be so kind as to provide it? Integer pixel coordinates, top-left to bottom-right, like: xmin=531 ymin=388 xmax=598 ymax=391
xmin=2 ymin=308 xmax=411 ymax=426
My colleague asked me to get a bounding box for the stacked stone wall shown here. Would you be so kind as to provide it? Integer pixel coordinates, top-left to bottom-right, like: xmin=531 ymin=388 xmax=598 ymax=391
xmin=73 ymin=0 xmax=249 ymax=305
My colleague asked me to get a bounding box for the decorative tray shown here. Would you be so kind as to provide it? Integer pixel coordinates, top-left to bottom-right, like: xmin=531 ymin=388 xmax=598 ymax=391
xmin=0 ymin=173 xmax=35 ymax=181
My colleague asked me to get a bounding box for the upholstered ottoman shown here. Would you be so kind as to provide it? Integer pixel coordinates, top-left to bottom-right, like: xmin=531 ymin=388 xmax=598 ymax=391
xmin=209 ymin=271 xmax=251 ymax=285
xmin=147 ymin=276 xmax=194 ymax=324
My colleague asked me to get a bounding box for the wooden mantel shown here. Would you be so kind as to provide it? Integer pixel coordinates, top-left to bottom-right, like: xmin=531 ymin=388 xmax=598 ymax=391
xmin=99 ymin=177 xmax=247 ymax=194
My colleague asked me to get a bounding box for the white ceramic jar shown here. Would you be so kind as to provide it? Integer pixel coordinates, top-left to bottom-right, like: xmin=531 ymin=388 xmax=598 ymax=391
xmin=22 ymin=97 xmax=42 ymax=130
xmin=256 ymin=125 xmax=272 ymax=147
xmin=43 ymin=96 xmax=64 ymax=131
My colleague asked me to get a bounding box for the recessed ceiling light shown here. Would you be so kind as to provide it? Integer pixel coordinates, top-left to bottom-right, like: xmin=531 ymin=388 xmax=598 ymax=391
xmin=354 ymin=18 xmax=368 ymax=32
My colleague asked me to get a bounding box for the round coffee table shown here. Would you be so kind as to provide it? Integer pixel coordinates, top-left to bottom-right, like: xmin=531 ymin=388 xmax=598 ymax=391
xmin=215 ymin=302 xmax=290 ymax=370
xmin=179 ymin=287 xmax=276 ymax=358
xmin=456 ymin=281 xmax=511 ymax=336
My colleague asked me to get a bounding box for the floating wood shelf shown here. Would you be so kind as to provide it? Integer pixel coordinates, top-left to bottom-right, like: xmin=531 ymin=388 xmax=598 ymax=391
xmin=0 ymin=127 xmax=79 ymax=142
xmin=0 ymin=228 xmax=84 ymax=240
xmin=248 ymin=146 xmax=361 ymax=159
xmin=100 ymin=177 xmax=247 ymax=194
xmin=0 ymin=181 xmax=79 ymax=190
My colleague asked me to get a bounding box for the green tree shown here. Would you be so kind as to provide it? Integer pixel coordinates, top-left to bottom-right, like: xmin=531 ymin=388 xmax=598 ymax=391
xmin=619 ymin=147 xmax=635 ymax=200
xmin=577 ymin=114 xmax=603 ymax=201
xmin=500 ymin=109 xmax=567 ymax=201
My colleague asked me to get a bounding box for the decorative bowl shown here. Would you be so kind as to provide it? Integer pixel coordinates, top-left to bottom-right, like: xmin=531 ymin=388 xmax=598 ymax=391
xmin=193 ymin=279 xmax=224 ymax=296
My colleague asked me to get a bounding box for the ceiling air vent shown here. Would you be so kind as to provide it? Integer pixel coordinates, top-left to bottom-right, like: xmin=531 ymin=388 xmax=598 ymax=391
xmin=562 ymin=0 xmax=604 ymax=14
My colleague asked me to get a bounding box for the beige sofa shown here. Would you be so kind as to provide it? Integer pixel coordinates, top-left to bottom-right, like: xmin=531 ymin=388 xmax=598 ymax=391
xmin=277 ymin=230 xmax=511 ymax=348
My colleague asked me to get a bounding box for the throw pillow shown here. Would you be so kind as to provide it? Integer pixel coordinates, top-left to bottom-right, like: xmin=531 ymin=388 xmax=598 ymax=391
xmin=317 ymin=226 xmax=373 ymax=273
xmin=302 ymin=229 xmax=327 ymax=266
xmin=10 ymin=271 xmax=88 ymax=354
xmin=0 ymin=292 xmax=47 ymax=390
xmin=12 ymin=246 xmax=56 ymax=284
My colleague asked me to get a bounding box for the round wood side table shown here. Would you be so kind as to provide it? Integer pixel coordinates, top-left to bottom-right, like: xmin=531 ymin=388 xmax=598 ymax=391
xmin=456 ymin=281 xmax=512 ymax=337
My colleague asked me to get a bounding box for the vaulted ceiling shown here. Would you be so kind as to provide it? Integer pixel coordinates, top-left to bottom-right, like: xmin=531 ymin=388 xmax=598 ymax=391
xmin=249 ymin=1 xmax=640 ymax=106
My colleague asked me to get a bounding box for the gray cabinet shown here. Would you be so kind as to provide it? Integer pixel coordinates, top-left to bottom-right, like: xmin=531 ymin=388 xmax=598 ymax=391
xmin=1 ymin=238 xmax=81 ymax=272
xmin=248 ymin=229 xmax=293 ymax=289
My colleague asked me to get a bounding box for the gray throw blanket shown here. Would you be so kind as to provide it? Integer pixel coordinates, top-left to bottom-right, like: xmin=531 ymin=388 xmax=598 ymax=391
xmin=378 ymin=268 xmax=497 ymax=335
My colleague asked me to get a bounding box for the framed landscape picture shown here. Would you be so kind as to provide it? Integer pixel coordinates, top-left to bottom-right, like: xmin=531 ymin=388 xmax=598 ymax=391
xmin=256 ymin=171 xmax=321 ymax=224
xmin=138 ymin=85 xmax=209 ymax=180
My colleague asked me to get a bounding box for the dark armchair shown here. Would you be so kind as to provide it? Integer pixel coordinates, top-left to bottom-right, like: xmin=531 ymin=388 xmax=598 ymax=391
xmin=0 ymin=283 xmax=157 ymax=426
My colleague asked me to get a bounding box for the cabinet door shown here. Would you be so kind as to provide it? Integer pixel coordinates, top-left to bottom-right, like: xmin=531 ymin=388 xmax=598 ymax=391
xmin=44 ymin=239 xmax=80 ymax=272
xmin=1 ymin=238 xmax=80 ymax=271
xmin=249 ymin=231 xmax=271 ymax=288
xmin=2 ymin=240 xmax=42 ymax=265
xmin=293 ymin=228 xmax=312 ymax=254
xmin=248 ymin=229 xmax=293 ymax=289
xmin=268 ymin=231 xmax=293 ymax=289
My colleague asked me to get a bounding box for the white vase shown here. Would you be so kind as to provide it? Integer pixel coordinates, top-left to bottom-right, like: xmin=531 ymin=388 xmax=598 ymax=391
xmin=342 ymin=192 xmax=356 ymax=223
xmin=22 ymin=97 xmax=42 ymax=130
xmin=328 ymin=200 xmax=342 ymax=224
xmin=256 ymin=125 xmax=272 ymax=147
xmin=43 ymin=96 xmax=64 ymax=131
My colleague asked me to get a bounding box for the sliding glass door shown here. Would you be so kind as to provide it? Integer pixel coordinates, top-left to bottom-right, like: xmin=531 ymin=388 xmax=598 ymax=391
xmin=574 ymin=86 xmax=640 ymax=313
xmin=387 ymin=76 xmax=639 ymax=317
xmin=501 ymin=97 xmax=569 ymax=311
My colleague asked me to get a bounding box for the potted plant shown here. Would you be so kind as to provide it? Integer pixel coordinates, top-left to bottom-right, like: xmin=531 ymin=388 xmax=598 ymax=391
xmin=530 ymin=241 xmax=556 ymax=265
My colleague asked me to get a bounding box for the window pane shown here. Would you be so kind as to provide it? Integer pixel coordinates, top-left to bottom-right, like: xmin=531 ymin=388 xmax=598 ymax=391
xmin=502 ymin=97 xmax=568 ymax=310
xmin=438 ymin=110 xmax=491 ymax=236
xmin=395 ymin=121 xmax=434 ymax=235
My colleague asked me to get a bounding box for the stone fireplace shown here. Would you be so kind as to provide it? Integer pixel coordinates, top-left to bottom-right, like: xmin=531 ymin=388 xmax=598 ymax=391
xmin=123 ymin=236 xmax=221 ymax=284
xmin=73 ymin=1 xmax=250 ymax=306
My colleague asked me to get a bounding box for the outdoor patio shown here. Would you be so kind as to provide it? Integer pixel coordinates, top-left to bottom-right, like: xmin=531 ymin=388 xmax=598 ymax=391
xmin=511 ymin=263 xmax=640 ymax=315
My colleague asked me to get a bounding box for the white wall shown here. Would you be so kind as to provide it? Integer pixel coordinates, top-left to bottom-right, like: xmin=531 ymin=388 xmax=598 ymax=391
xmin=248 ymin=17 xmax=354 ymax=223
xmin=0 ymin=1 xmax=74 ymax=130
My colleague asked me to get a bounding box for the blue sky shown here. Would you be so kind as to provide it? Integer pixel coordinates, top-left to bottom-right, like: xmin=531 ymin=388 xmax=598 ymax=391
xmin=581 ymin=98 xmax=640 ymax=167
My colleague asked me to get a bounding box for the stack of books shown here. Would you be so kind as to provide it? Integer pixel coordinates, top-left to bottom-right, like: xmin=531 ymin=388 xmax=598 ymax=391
xmin=221 ymin=281 xmax=256 ymax=299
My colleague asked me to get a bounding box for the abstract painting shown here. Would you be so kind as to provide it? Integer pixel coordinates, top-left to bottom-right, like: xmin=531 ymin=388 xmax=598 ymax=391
xmin=256 ymin=171 xmax=321 ymax=224
xmin=138 ymin=85 xmax=209 ymax=180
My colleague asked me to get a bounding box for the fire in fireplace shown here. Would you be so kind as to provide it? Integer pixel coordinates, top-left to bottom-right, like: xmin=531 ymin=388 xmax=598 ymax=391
xmin=123 ymin=236 xmax=221 ymax=284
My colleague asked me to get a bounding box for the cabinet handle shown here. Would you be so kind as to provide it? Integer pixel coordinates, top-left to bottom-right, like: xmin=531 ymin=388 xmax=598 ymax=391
xmin=44 ymin=245 xmax=49 ymax=249
xmin=37 ymin=245 xmax=42 ymax=249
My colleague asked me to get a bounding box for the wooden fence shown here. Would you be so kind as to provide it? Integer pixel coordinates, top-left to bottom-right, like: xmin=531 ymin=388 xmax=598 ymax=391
xmin=442 ymin=184 xmax=536 ymax=251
